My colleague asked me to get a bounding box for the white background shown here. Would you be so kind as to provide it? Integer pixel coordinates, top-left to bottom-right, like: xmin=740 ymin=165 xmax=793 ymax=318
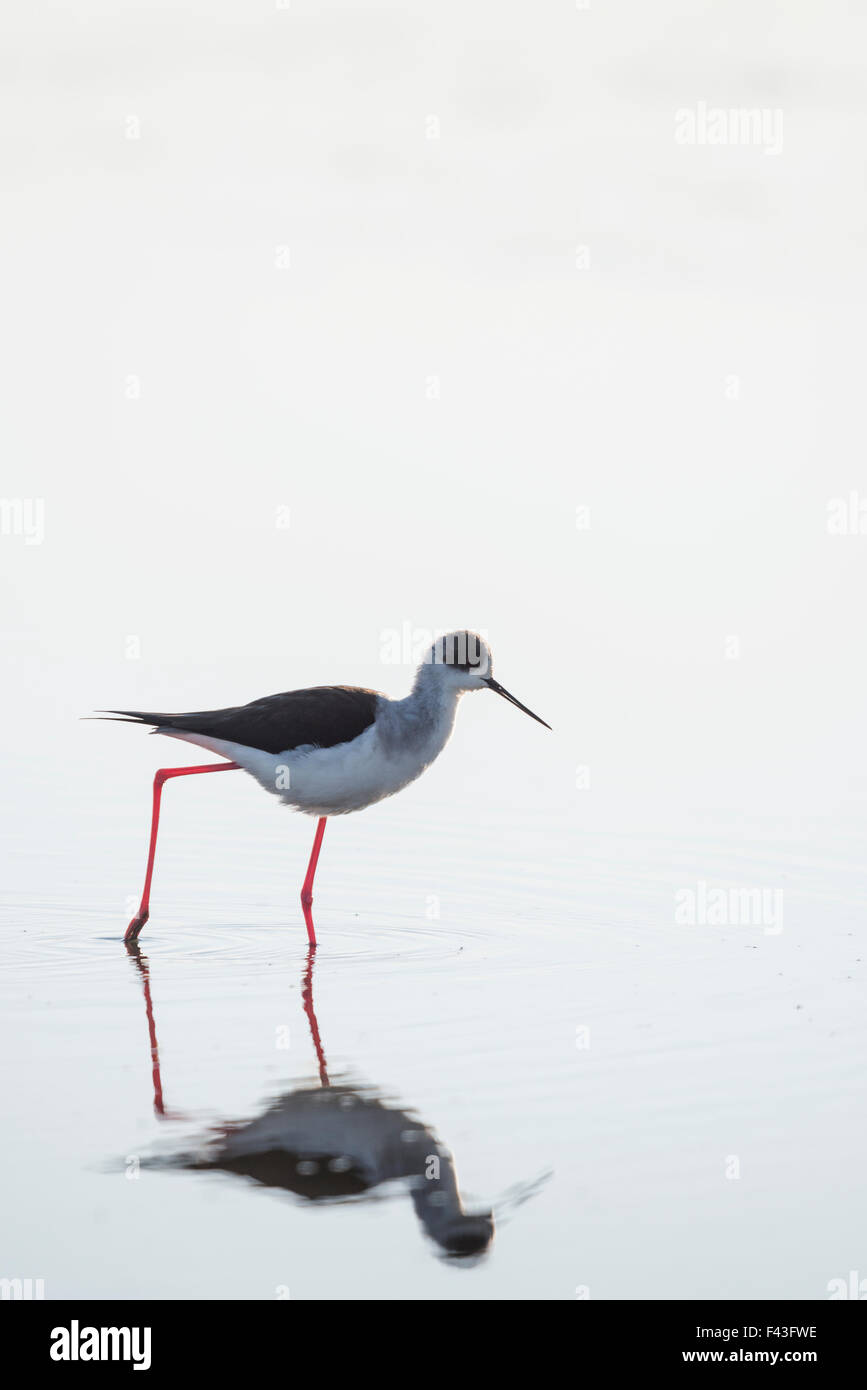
xmin=1 ymin=0 xmax=865 ymax=1301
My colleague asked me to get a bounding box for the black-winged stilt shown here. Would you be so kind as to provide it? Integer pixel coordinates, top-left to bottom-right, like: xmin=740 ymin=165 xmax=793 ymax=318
xmin=100 ymin=631 xmax=550 ymax=947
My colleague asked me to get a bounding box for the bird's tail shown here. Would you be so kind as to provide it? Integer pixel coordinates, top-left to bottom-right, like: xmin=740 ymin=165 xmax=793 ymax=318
xmin=87 ymin=710 xmax=174 ymax=729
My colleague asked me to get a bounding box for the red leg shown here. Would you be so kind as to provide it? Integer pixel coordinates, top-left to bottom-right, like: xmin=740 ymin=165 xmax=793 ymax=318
xmin=300 ymin=817 xmax=327 ymax=947
xmin=124 ymin=763 xmax=240 ymax=944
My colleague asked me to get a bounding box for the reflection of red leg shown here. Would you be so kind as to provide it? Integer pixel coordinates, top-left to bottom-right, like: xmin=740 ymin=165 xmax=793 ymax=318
xmin=300 ymin=817 xmax=327 ymax=947
xmin=301 ymin=945 xmax=329 ymax=1087
xmin=141 ymin=959 xmax=165 ymax=1116
xmin=126 ymin=942 xmax=189 ymax=1120
xmin=124 ymin=763 xmax=240 ymax=944
xmin=126 ymin=943 xmax=167 ymax=1115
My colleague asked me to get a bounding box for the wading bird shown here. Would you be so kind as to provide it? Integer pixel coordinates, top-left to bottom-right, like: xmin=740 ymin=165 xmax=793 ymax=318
xmin=100 ymin=631 xmax=550 ymax=946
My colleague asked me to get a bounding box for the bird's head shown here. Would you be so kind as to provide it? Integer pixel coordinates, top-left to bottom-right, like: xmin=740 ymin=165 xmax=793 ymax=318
xmin=427 ymin=630 xmax=493 ymax=689
xmin=437 ymin=1210 xmax=496 ymax=1258
xmin=420 ymin=630 xmax=551 ymax=729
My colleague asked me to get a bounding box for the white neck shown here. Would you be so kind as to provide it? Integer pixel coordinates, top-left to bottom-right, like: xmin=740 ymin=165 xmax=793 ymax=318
xmin=376 ymin=665 xmax=463 ymax=760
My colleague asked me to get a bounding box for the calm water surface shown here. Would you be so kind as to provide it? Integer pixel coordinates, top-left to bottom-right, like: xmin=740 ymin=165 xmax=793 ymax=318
xmin=1 ymin=785 xmax=864 ymax=1300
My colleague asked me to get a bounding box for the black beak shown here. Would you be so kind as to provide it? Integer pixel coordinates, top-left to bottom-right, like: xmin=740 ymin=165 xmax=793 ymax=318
xmin=484 ymin=677 xmax=552 ymax=730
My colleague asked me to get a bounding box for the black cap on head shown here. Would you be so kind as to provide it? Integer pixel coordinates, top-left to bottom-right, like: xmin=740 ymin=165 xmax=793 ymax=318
xmin=438 ymin=630 xmax=488 ymax=672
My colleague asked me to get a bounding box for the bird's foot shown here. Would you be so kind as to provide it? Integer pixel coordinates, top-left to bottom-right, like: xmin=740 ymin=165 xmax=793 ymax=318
xmin=300 ymin=896 xmax=317 ymax=947
xmin=124 ymin=911 xmax=148 ymax=944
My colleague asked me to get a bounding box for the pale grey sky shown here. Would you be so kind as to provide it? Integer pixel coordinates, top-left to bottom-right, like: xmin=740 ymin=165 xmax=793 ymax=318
xmin=2 ymin=0 xmax=866 ymax=831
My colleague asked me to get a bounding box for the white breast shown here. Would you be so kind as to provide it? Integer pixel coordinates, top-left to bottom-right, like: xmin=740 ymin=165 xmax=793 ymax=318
xmin=160 ymin=701 xmax=457 ymax=817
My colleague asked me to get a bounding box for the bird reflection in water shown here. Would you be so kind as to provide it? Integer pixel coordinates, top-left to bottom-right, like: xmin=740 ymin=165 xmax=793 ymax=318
xmin=126 ymin=944 xmax=495 ymax=1259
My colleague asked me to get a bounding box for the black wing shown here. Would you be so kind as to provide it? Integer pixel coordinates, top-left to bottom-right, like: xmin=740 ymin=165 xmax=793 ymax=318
xmin=101 ymin=686 xmax=382 ymax=755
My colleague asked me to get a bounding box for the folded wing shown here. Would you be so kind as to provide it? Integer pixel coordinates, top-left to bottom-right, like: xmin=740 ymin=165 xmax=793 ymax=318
xmin=101 ymin=685 xmax=382 ymax=755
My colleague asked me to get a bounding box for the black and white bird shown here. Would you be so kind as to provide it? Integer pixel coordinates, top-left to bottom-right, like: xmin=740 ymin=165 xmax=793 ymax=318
xmin=101 ymin=631 xmax=550 ymax=946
